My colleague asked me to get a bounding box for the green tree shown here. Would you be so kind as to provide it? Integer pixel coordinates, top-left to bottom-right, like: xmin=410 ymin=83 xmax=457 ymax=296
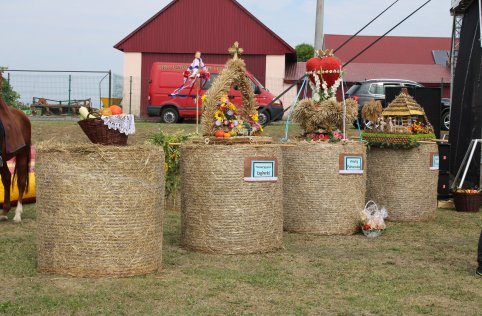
xmin=295 ymin=43 xmax=315 ymax=62
xmin=0 ymin=70 xmax=23 ymax=109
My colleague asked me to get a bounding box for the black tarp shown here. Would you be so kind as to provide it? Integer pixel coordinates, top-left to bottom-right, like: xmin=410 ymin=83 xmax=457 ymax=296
xmin=449 ymin=1 xmax=482 ymax=186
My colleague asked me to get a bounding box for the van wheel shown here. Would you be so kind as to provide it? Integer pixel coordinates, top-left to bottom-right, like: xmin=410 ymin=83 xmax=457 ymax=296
xmin=161 ymin=108 xmax=179 ymax=124
xmin=258 ymin=109 xmax=270 ymax=126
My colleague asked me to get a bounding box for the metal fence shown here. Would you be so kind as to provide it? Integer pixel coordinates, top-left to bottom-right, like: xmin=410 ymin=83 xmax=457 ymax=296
xmin=3 ymin=70 xmax=297 ymax=117
xmin=4 ymin=70 xmax=126 ymax=110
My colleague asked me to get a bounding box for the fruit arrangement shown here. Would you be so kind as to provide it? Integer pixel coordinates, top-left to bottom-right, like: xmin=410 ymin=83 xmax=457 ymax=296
xmin=79 ymin=105 xmax=124 ymax=120
xmin=453 ymin=188 xmax=481 ymax=194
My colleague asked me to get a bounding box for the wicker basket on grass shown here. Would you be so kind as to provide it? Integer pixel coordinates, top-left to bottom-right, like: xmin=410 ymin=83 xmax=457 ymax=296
xmin=453 ymin=191 xmax=481 ymax=212
xmin=180 ymin=143 xmax=283 ymax=254
xmin=78 ymin=118 xmax=128 ymax=146
xmin=36 ymin=144 xmax=165 ymax=277
xmin=282 ymin=141 xmax=367 ymax=235
xmin=366 ymin=143 xmax=438 ymax=222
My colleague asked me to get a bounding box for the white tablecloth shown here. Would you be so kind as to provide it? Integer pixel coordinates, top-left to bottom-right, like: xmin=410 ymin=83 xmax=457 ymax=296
xmin=101 ymin=114 xmax=136 ymax=135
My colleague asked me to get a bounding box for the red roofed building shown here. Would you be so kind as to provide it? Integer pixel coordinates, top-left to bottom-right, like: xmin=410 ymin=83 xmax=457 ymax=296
xmin=116 ymin=0 xmax=452 ymax=117
xmin=285 ymin=34 xmax=452 ymax=99
xmin=115 ymin=0 xmax=295 ymax=117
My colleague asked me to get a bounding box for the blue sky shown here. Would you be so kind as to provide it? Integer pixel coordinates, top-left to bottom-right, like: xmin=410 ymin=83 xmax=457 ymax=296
xmin=0 ymin=0 xmax=452 ymax=75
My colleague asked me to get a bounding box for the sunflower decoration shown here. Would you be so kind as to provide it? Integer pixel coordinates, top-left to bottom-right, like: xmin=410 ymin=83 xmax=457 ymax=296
xmin=212 ymin=94 xmax=241 ymax=136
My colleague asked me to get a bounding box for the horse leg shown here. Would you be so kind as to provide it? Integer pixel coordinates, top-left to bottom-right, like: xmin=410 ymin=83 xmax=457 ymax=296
xmin=13 ymin=150 xmax=29 ymax=223
xmin=1 ymin=164 xmax=11 ymax=221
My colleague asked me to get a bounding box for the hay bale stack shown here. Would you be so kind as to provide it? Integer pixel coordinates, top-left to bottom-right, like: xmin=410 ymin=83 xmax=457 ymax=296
xmin=366 ymin=143 xmax=438 ymax=222
xmin=180 ymin=144 xmax=283 ymax=254
xmin=36 ymin=144 xmax=165 ymax=277
xmin=282 ymin=142 xmax=367 ymax=235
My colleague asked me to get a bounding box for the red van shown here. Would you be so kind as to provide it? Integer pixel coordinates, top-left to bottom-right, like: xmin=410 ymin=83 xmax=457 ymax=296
xmin=147 ymin=62 xmax=283 ymax=125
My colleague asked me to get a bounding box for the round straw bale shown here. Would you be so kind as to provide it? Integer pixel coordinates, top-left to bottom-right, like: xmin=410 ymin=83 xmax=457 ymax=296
xmin=36 ymin=144 xmax=165 ymax=277
xmin=180 ymin=144 xmax=283 ymax=254
xmin=366 ymin=143 xmax=438 ymax=222
xmin=282 ymin=141 xmax=367 ymax=235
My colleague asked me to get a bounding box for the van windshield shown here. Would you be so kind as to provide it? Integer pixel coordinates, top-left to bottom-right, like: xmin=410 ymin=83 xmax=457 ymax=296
xmin=202 ymin=74 xmax=263 ymax=94
xmin=202 ymin=74 xmax=218 ymax=90
xmin=251 ymin=76 xmax=265 ymax=90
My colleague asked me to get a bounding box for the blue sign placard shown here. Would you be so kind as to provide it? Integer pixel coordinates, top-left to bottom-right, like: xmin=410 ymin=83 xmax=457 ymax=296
xmin=340 ymin=155 xmax=364 ymax=174
xmin=431 ymin=154 xmax=439 ymax=170
xmin=251 ymin=161 xmax=275 ymax=178
xmin=245 ymin=159 xmax=278 ymax=182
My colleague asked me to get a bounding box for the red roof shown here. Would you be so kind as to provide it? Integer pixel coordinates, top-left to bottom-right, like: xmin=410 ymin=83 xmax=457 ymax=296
xmin=115 ymin=0 xmax=295 ymax=56
xmin=285 ymin=62 xmax=451 ymax=84
xmin=324 ymin=34 xmax=451 ymax=65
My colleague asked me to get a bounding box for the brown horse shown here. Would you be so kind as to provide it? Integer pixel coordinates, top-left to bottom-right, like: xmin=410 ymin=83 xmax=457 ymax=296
xmin=0 ymin=73 xmax=31 ymax=223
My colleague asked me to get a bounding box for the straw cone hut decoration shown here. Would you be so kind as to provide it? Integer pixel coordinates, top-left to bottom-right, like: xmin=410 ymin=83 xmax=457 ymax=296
xmin=201 ymin=42 xmax=262 ymax=137
xmin=362 ymin=89 xmax=435 ymax=147
xmin=381 ymin=88 xmax=431 ymax=128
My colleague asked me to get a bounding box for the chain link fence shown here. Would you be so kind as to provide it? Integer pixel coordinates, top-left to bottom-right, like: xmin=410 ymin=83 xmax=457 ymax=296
xmin=3 ymin=70 xmax=143 ymax=115
xmin=4 ymin=70 xmax=299 ymax=118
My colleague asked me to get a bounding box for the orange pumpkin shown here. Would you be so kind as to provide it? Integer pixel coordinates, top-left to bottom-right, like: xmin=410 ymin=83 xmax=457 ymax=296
xmin=109 ymin=105 xmax=123 ymax=115
xmin=223 ymin=132 xmax=231 ymax=138
xmin=215 ymin=130 xmax=225 ymax=138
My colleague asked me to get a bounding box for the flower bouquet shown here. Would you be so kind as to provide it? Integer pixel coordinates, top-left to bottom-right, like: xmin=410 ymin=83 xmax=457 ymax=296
xmin=360 ymin=201 xmax=388 ymax=238
xmin=208 ymin=94 xmax=263 ymax=138
xmin=306 ymin=131 xmax=344 ymax=143
xmin=452 ymin=188 xmax=481 ymax=213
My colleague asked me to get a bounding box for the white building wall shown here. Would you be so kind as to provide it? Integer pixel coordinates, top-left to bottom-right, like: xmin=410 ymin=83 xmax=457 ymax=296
xmin=122 ymin=52 xmax=142 ymax=116
xmin=265 ymin=55 xmax=298 ymax=120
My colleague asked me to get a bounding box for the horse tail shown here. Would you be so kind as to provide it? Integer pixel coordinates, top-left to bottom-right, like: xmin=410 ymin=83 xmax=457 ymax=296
xmin=11 ymin=144 xmax=30 ymax=193
xmin=24 ymin=144 xmax=30 ymax=193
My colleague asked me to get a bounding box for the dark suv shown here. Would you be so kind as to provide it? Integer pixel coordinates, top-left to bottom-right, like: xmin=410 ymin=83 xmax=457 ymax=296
xmin=345 ymin=79 xmax=423 ymax=127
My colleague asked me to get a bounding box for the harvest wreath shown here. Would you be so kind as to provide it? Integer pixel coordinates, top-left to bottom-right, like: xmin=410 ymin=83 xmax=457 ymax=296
xmin=201 ymin=42 xmax=263 ymax=140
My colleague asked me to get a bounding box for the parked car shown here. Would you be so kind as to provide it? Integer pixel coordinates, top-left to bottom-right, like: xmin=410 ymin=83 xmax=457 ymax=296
xmin=345 ymin=79 xmax=423 ymax=128
xmin=440 ymin=98 xmax=450 ymax=131
xmin=147 ymin=62 xmax=283 ymax=125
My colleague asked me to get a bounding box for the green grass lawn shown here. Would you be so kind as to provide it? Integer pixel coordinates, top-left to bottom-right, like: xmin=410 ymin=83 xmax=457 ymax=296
xmin=0 ymin=120 xmax=479 ymax=315
xmin=0 ymin=206 xmax=481 ymax=315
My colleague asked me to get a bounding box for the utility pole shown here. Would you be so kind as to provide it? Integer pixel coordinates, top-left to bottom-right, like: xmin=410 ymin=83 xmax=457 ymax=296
xmin=314 ymin=0 xmax=324 ymax=51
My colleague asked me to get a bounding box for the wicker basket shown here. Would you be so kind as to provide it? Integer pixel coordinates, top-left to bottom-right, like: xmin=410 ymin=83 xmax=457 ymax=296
xmin=180 ymin=143 xmax=283 ymax=254
xmin=78 ymin=118 xmax=128 ymax=146
xmin=36 ymin=144 xmax=165 ymax=277
xmin=453 ymin=191 xmax=481 ymax=212
xmin=282 ymin=141 xmax=367 ymax=235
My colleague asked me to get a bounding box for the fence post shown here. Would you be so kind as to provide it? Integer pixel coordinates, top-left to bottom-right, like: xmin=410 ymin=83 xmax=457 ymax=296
xmin=108 ymin=70 xmax=112 ymax=107
xmin=68 ymin=74 xmax=72 ymax=115
xmin=129 ymin=76 xmax=133 ymax=115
